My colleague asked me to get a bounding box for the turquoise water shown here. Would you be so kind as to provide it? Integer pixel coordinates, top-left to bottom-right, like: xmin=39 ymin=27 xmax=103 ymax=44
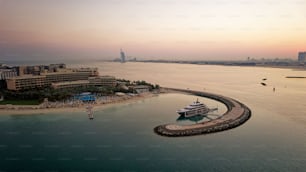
xmin=1 ymin=94 xmax=306 ymax=171
xmin=1 ymin=62 xmax=306 ymax=171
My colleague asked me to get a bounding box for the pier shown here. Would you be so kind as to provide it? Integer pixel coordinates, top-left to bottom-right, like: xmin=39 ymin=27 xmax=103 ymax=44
xmin=154 ymin=88 xmax=251 ymax=137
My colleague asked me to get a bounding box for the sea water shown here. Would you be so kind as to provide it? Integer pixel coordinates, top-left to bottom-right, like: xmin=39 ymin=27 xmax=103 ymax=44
xmin=1 ymin=62 xmax=306 ymax=171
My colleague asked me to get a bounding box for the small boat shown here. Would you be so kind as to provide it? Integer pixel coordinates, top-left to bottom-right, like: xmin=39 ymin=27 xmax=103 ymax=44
xmin=261 ymin=82 xmax=267 ymax=86
xmin=176 ymin=99 xmax=217 ymax=118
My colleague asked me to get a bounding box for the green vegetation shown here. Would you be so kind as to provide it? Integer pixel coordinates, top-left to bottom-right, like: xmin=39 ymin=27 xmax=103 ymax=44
xmin=133 ymin=80 xmax=160 ymax=90
xmin=117 ymin=79 xmax=131 ymax=84
xmin=118 ymin=79 xmax=160 ymax=90
xmin=0 ymin=99 xmax=40 ymax=105
xmin=1 ymin=86 xmax=116 ymax=103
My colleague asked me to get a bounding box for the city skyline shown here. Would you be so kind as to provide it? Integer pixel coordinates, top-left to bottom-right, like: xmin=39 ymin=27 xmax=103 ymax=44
xmin=0 ymin=0 xmax=305 ymax=61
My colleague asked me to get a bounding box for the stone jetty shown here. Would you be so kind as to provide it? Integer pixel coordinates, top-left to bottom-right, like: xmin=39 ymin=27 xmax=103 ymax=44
xmin=154 ymin=88 xmax=251 ymax=137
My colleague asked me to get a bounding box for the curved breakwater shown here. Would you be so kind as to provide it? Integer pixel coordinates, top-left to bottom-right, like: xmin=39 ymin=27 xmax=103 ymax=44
xmin=154 ymin=88 xmax=251 ymax=137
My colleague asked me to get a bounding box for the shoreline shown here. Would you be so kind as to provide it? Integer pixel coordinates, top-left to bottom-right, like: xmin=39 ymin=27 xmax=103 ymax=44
xmin=134 ymin=61 xmax=306 ymax=71
xmin=0 ymin=92 xmax=157 ymax=115
xmin=1 ymin=88 xmax=251 ymax=136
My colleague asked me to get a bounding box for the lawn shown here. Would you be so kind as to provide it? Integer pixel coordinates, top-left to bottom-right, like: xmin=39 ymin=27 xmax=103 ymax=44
xmin=0 ymin=99 xmax=41 ymax=105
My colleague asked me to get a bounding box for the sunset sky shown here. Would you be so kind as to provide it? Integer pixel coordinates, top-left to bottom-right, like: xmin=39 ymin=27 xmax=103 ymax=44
xmin=0 ymin=0 xmax=305 ymax=61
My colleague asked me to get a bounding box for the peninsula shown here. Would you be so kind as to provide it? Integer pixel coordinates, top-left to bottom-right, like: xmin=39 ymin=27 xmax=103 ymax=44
xmin=154 ymin=88 xmax=251 ymax=137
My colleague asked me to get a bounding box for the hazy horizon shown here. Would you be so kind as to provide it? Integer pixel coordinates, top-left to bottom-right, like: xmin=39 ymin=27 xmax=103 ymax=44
xmin=1 ymin=0 xmax=305 ymax=61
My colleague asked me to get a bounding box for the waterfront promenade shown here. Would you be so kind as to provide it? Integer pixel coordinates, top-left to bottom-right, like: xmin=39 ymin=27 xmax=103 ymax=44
xmin=154 ymin=88 xmax=251 ymax=137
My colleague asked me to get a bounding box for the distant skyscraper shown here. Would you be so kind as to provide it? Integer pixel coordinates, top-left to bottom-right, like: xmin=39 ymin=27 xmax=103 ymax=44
xmin=298 ymin=52 xmax=306 ymax=62
xmin=120 ymin=49 xmax=126 ymax=63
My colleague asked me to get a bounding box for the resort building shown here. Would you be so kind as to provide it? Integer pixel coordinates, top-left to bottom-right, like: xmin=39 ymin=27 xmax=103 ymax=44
xmin=41 ymin=71 xmax=94 ymax=85
xmin=14 ymin=64 xmax=66 ymax=76
xmin=0 ymin=69 xmax=17 ymax=89
xmin=48 ymin=63 xmax=66 ymax=72
xmin=6 ymin=75 xmax=46 ymax=90
xmin=51 ymin=76 xmax=116 ymax=90
xmin=0 ymin=69 xmax=17 ymax=80
xmin=51 ymin=80 xmax=90 ymax=90
xmin=5 ymin=64 xmax=112 ymax=91
xmin=16 ymin=66 xmax=27 ymax=76
xmin=88 ymin=76 xmax=116 ymax=87
xmin=71 ymin=68 xmax=99 ymax=76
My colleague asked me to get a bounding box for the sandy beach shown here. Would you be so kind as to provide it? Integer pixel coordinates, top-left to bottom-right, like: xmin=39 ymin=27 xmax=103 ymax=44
xmin=0 ymin=92 xmax=158 ymax=115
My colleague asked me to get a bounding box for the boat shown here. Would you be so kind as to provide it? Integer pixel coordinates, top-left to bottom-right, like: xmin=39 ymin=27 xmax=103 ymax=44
xmin=176 ymin=99 xmax=216 ymax=118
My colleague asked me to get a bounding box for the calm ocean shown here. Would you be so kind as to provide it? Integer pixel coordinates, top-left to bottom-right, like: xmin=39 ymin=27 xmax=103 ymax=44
xmin=1 ymin=62 xmax=306 ymax=171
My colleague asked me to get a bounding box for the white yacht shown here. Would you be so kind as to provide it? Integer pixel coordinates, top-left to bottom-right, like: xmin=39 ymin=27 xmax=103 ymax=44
xmin=176 ymin=99 xmax=212 ymax=118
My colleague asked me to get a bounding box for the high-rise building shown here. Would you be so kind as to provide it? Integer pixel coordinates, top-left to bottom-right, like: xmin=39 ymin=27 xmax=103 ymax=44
xmin=17 ymin=66 xmax=27 ymax=76
xmin=48 ymin=63 xmax=66 ymax=72
xmin=120 ymin=49 xmax=126 ymax=63
xmin=0 ymin=69 xmax=17 ymax=89
xmin=0 ymin=69 xmax=17 ymax=80
xmin=298 ymin=52 xmax=306 ymax=62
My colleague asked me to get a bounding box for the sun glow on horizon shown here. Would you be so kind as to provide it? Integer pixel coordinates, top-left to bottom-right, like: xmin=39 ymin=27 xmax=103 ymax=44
xmin=0 ymin=0 xmax=305 ymax=60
